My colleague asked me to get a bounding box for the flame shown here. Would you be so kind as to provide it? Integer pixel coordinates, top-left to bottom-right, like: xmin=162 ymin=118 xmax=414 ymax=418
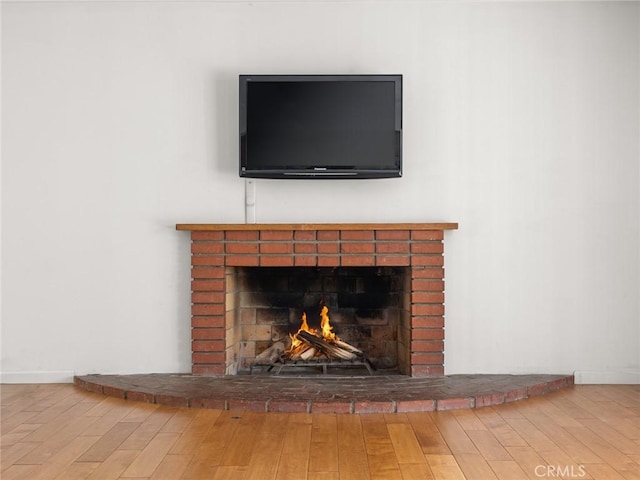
xmin=283 ymin=307 xmax=340 ymax=359
xmin=285 ymin=312 xmax=316 ymax=357
xmin=320 ymin=306 xmax=337 ymax=342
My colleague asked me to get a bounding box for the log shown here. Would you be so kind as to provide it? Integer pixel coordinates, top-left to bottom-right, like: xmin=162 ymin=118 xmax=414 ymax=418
xmin=297 ymin=331 xmax=357 ymax=360
xmin=255 ymin=341 xmax=285 ymax=363
xmin=299 ymin=347 xmax=317 ymax=360
xmin=335 ymin=340 xmax=363 ymax=355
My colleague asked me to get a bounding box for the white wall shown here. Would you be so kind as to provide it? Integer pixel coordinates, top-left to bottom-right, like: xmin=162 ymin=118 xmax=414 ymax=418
xmin=2 ymin=1 xmax=638 ymax=383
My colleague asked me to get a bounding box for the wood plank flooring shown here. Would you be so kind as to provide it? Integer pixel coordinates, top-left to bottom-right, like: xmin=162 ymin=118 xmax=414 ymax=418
xmin=1 ymin=384 xmax=638 ymax=479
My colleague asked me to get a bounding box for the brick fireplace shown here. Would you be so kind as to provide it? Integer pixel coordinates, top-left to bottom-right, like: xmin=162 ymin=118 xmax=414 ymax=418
xmin=176 ymin=223 xmax=458 ymax=377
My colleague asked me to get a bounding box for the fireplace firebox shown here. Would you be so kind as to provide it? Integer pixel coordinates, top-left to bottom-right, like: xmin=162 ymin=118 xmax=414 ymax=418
xmin=176 ymin=223 xmax=458 ymax=377
xmin=230 ymin=266 xmax=408 ymax=373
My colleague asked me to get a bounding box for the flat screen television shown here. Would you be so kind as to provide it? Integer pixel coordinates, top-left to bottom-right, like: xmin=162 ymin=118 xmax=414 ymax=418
xmin=239 ymin=74 xmax=402 ymax=179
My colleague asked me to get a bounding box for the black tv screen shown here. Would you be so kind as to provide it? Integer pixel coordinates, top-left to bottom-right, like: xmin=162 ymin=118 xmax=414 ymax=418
xmin=239 ymin=74 xmax=402 ymax=179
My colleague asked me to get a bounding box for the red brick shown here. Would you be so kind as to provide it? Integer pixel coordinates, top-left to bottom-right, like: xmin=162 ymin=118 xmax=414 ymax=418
xmin=192 ymin=340 xmax=224 ymax=352
xmin=192 ymin=292 xmax=225 ymax=304
xmin=396 ymin=399 xmax=436 ymax=412
xmin=260 ymin=256 xmax=293 ymax=266
xmin=294 ymin=230 xmax=316 ymax=241
xmin=412 ymin=316 xmax=444 ymax=328
xmin=73 ymin=377 xmax=87 ymax=389
xmin=192 ymin=304 xmax=225 ymax=316
xmin=311 ymin=401 xmax=352 ymax=414
xmin=412 ymin=255 xmax=444 ymax=267
xmin=437 ymin=397 xmax=473 ymax=411
xmin=102 ymin=386 xmax=126 ymax=399
xmin=199 ymin=266 xmax=225 ymax=278
xmin=294 ymin=256 xmax=317 ymax=266
xmin=294 ymin=243 xmax=316 ymax=254
xmin=411 ymin=340 xmax=444 ymax=353
xmin=412 ymin=280 xmax=444 ymax=293
xmin=411 ymin=365 xmax=444 ymax=376
xmin=411 ymin=353 xmax=444 ymax=365
xmin=192 ymin=316 xmax=225 ymax=328
xmin=376 ymin=230 xmax=410 ymax=241
xmin=191 ymin=279 xmax=224 ymax=291
xmin=192 ymin=328 xmax=225 ymax=340
xmin=318 ymin=256 xmax=340 ymax=266
xmin=191 ymin=397 xmax=226 ymax=408
xmin=505 ymin=387 xmax=528 ymax=403
xmin=411 ymin=230 xmax=443 ymax=241
xmin=226 ymin=256 xmax=259 ymax=267
xmin=353 ymin=401 xmax=395 ymax=414
xmin=376 ymin=255 xmax=410 ymax=266
xmin=547 ymin=376 xmax=573 ymax=391
xmin=317 ymin=230 xmax=339 ymax=241
xmin=412 ymin=292 xmax=445 ymax=303
xmin=527 ymin=383 xmax=548 ymax=397
xmin=127 ymin=391 xmax=155 ymax=403
xmin=376 ymin=242 xmax=409 ymax=254
xmin=318 ymin=243 xmax=339 ymax=254
xmin=411 ymin=268 xmax=445 ymax=279
xmin=80 ymin=379 xmax=101 ymax=392
xmin=411 ymin=242 xmax=444 ymax=254
xmin=226 ymin=230 xmax=259 ymax=241
xmin=191 ymin=364 xmax=225 ymax=375
xmin=260 ymin=230 xmax=293 ymax=241
xmin=226 ymin=243 xmax=259 ymax=254
xmin=268 ymin=400 xmax=310 ymax=413
xmin=475 ymin=393 xmax=505 ymax=408
xmin=192 ymin=255 xmax=224 ymax=266
xmin=227 ymin=399 xmax=267 ymax=412
xmin=156 ymin=394 xmax=189 ymax=408
xmin=192 ymin=231 xmax=224 ymax=241
xmin=191 ymin=268 xmax=225 ymax=279
xmin=341 ymin=255 xmax=375 ymax=266
xmin=412 ymin=328 xmax=444 ymax=340
xmin=193 ymin=352 xmax=225 ymax=364
xmin=341 ymin=230 xmax=374 ymax=241
xmin=192 ymin=242 xmax=224 ymax=254
xmin=260 ymin=243 xmax=292 ymax=254
xmin=411 ymin=280 xmax=444 ymax=292
xmin=412 ymin=304 xmax=445 ymax=316
xmin=341 ymin=242 xmax=374 ymax=254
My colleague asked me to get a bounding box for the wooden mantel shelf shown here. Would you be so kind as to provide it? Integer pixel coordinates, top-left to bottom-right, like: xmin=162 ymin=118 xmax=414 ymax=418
xmin=176 ymin=222 xmax=458 ymax=231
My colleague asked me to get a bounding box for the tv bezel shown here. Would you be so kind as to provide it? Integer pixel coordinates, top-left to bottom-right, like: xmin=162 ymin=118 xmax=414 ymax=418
xmin=239 ymin=74 xmax=403 ymax=179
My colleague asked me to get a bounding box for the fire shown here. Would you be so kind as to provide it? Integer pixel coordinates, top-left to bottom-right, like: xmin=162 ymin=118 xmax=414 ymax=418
xmin=285 ymin=312 xmax=316 ymax=357
xmin=284 ymin=307 xmax=340 ymax=358
xmin=320 ymin=306 xmax=337 ymax=342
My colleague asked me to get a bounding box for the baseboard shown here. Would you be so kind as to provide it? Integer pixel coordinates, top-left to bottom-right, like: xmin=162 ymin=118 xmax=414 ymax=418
xmin=574 ymin=369 xmax=640 ymax=384
xmin=0 ymin=370 xmax=76 ymax=384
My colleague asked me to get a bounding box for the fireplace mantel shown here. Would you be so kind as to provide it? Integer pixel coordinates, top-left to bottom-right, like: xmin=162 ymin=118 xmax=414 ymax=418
xmin=177 ymin=222 xmax=457 ymax=376
xmin=177 ymin=222 xmax=458 ymax=231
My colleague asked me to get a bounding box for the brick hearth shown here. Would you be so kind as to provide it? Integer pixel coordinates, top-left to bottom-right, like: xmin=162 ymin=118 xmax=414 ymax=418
xmin=74 ymin=373 xmax=575 ymax=413
xmin=177 ymin=223 xmax=458 ymax=376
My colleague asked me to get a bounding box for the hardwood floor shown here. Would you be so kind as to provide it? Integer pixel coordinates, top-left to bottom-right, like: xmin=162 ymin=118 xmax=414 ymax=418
xmin=1 ymin=384 xmax=638 ymax=479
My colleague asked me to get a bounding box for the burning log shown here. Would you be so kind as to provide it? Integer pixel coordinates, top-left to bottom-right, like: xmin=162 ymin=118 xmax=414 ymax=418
xmin=282 ymin=306 xmax=367 ymax=362
xmin=297 ymin=330 xmax=357 ymax=360
xmin=334 ymin=339 xmax=363 ymax=355
xmin=251 ymin=307 xmax=374 ymax=375
xmin=299 ymin=346 xmax=317 ymax=360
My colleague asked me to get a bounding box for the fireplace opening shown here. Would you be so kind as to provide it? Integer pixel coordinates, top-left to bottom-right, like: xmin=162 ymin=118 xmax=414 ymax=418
xmin=225 ymin=266 xmax=411 ymax=374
